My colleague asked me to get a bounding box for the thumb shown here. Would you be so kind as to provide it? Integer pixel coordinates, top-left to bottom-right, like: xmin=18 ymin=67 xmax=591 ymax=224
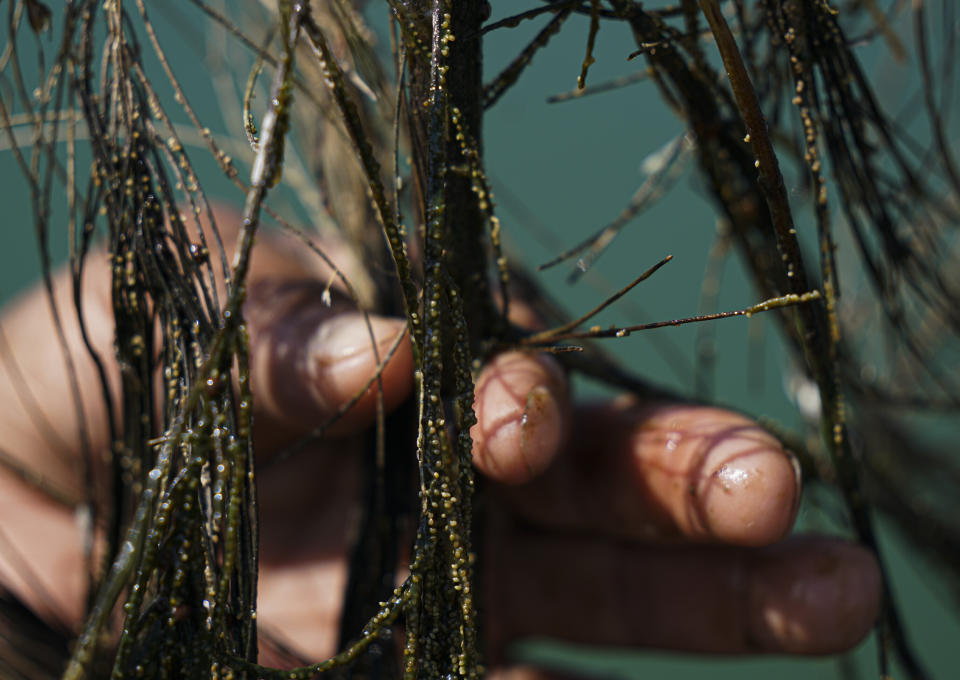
xmin=196 ymin=203 xmax=415 ymax=455
xmin=245 ymin=278 xmax=413 ymax=454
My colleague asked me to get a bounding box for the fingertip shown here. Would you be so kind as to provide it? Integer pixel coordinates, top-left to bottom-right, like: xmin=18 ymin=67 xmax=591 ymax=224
xmin=304 ymin=312 xmax=413 ymax=431
xmin=629 ymin=404 xmax=800 ymax=545
xmin=697 ymin=422 xmax=800 ymax=546
xmin=471 ymin=352 xmax=569 ymax=484
xmin=248 ymin=282 xmax=413 ymax=450
xmin=748 ymin=537 xmax=883 ymax=654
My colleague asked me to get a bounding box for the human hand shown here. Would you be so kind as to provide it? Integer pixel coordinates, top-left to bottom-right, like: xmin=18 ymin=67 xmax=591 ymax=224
xmin=0 ymin=206 xmax=881 ymax=678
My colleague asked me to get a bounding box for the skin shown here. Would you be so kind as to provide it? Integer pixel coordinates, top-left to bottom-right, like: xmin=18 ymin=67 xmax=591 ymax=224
xmin=0 ymin=208 xmax=882 ymax=678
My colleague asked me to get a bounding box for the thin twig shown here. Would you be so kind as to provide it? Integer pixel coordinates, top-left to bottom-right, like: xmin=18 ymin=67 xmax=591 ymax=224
xmin=524 ymin=290 xmax=822 ymax=345
xmin=525 ymin=255 xmax=673 ymax=344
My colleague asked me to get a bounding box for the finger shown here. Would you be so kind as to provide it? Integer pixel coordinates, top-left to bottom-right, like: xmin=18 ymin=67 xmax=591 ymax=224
xmin=471 ymin=351 xmax=571 ymax=484
xmin=195 ymin=205 xmax=416 ymax=450
xmin=254 ymin=439 xmax=358 ymax=664
xmin=0 ymin=203 xmax=386 ymax=480
xmin=485 ymin=529 xmax=882 ymax=661
xmin=499 ymin=399 xmax=800 ymax=546
xmin=0 ymin=471 xmax=87 ymax=626
xmin=0 ymin=248 xmax=115 ymax=500
xmin=245 ymin=278 xmax=414 ymax=453
xmin=488 ymin=666 xmax=600 ymax=680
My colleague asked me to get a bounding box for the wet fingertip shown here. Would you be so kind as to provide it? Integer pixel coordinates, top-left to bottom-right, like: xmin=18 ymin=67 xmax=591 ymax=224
xmin=698 ymin=429 xmax=801 ymax=546
xmin=748 ymin=538 xmax=883 ymax=654
xmin=475 ymin=381 xmax=566 ymax=485
xmin=626 ymin=404 xmax=800 ymax=544
xmin=471 ymin=352 xmax=569 ymax=485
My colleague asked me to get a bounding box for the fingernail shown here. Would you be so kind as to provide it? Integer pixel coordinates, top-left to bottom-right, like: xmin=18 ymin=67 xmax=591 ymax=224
xmin=307 ymin=312 xmax=406 ymax=366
